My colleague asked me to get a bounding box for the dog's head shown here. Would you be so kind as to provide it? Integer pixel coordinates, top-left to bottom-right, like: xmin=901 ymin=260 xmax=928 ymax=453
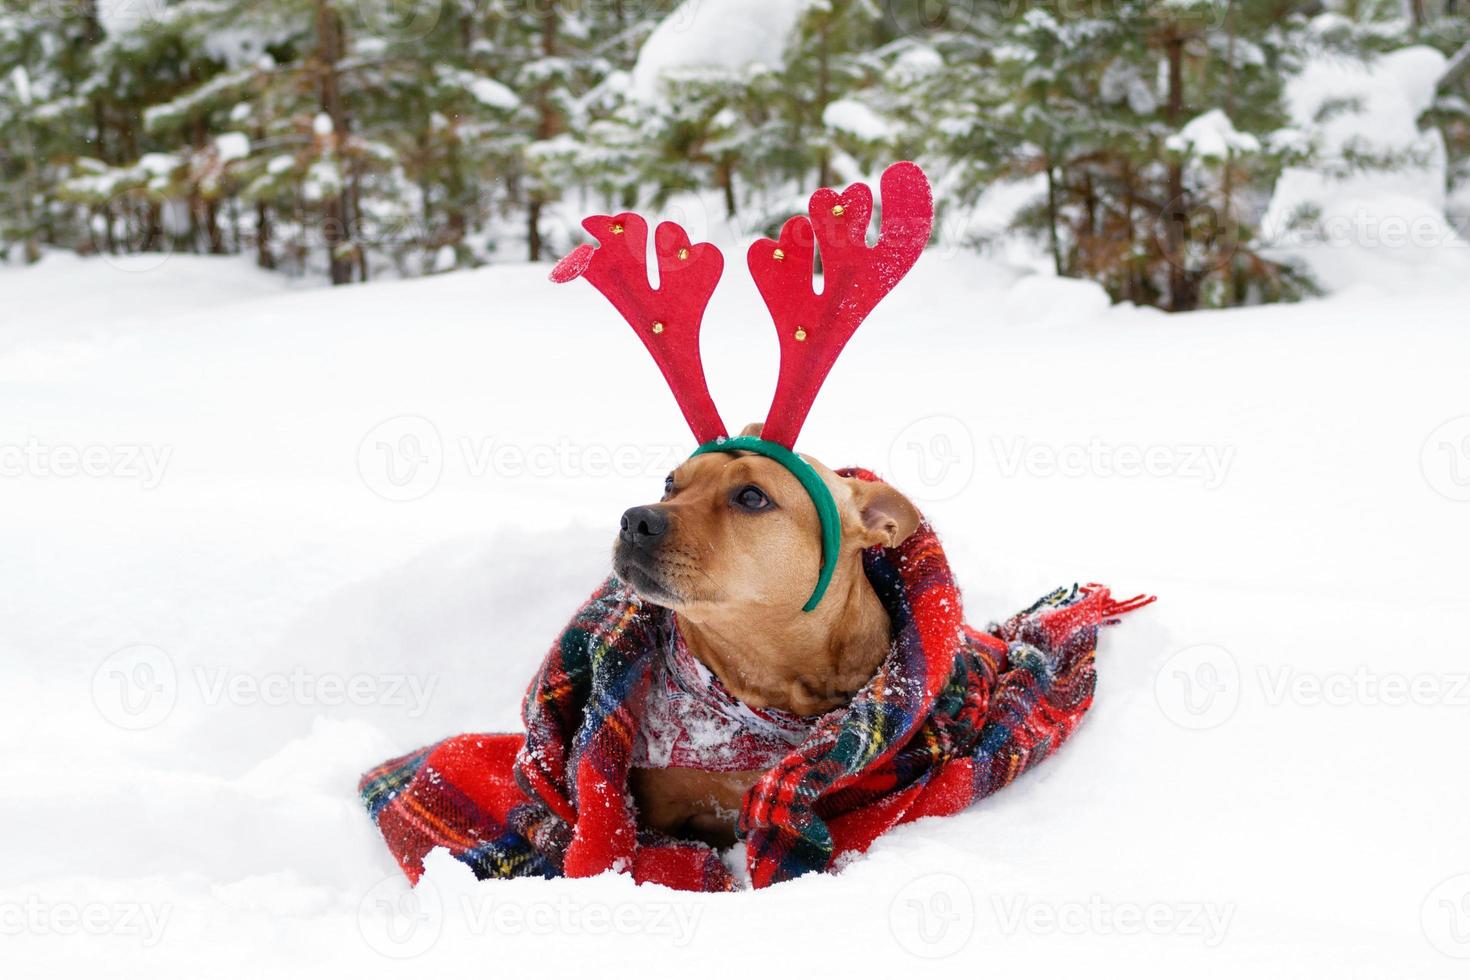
xmin=613 ymin=424 xmax=921 ymax=617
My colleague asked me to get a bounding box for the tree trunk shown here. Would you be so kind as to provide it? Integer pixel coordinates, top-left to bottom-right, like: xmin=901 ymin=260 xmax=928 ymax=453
xmin=1045 ymin=161 xmax=1063 ymax=277
xmin=80 ymin=0 xmax=107 ymax=175
xmin=1219 ymin=0 xmax=1239 ymax=305
xmin=1219 ymin=151 xmax=1236 ymax=305
xmin=817 ymin=14 xmax=831 ymax=188
xmin=80 ymin=0 xmax=103 ymax=44
xmin=205 ymin=198 xmax=226 ymax=254
xmin=256 ymin=201 xmax=276 ymax=270
xmin=1123 ymin=159 xmax=1141 ymax=304
xmin=1440 ymin=39 xmax=1470 ymax=92
xmin=144 ymin=202 xmax=164 ymax=253
xmin=102 ymin=204 xmax=116 ymax=254
xmin=527 ymin=3 xmax=562 ymax=261
xmin=315 ymin=0 xmax=357 ymax=286
xmin=91 ymin=98 xmax=108 ymax=165
xmin=14 ymin=109 xmax=40 ymax=260
xmin=1163 ymin=34 xmax=1197 ymax=312
xmin=322 ymin=189 xmax=354 ymax=286
xmin=720 ymin=160 xmax=737 ymax=219
xmin=527 ymin=198 xmax=544 ymax=262
xmin=446 ymin=131 xmax=467 ymax=265
xmin=1081 ymin=170 xmax=1097 ymax=275
xmin=459 ymin=4 xmax=476 ymax=50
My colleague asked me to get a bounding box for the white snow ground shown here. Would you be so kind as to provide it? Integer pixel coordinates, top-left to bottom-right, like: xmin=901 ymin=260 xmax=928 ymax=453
xmin=4 ymin=215 xmax=1470 ymax=976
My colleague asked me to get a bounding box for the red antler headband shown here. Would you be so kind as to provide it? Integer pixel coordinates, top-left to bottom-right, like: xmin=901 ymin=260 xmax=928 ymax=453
xmin=551 ymin=161 xmax=935 ymax=610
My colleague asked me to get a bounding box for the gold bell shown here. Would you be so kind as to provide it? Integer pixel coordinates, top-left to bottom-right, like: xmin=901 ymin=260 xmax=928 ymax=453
xmin=652 ymin=321 xmax=665 ymax=334
xmin=831 ymin=204 xmax=845 ymax=217
xmin=794 ymin=328 xmax=808 ymax=342
xmin=678 ymin=248 xmax=689 ymax=260
xmin=772 ymin=248 xmax=785 ymax=262
xmin=611 ymin=223 xmax=625 ymax=235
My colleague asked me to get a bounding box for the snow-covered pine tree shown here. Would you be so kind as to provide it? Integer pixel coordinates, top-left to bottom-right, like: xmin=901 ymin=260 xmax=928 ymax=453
xmin=0 ymin=0 xmax=130 ymax=260
xmin=578 ymin=0 xmax=890 ymax=238
xmin=20 ymin=0 xmax=369 ymax=282
xmin=777 ymin=0 xmax=884 ymax=189
xmin=887 ymin=0 xmax=1320 ymax=310
xmin=341 ymin=1 xmax=522 ymax=274
xmin=0 ymin=0 xmax=1441 ymax=305
xmin=1412 ymin=6 xmax=1470 ymax=225
xmin=507 ymin=0 xmax=677 ymax=259
xmin=0 ymin=4 xmax=83 ymax=260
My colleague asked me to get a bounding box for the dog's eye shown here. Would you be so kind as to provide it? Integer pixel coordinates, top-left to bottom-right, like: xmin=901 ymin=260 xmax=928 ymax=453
xmin=732 ymin=485 xmax=773 ymax=513
xmin=662 ymin=474 xmax=676 ymax=499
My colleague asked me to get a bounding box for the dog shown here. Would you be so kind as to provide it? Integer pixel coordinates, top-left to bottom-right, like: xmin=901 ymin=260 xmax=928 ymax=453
xmin=613 ymin=424 xmax=922 ymax=847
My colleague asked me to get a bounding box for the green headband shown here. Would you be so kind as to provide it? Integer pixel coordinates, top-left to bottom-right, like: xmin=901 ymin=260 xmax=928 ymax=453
xmin=690 ymin=436 xmax=842 ymax=613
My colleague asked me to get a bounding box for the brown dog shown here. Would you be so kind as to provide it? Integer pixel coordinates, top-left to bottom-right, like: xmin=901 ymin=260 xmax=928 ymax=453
xmin=613 ymin=424 xmax=922 ymax=847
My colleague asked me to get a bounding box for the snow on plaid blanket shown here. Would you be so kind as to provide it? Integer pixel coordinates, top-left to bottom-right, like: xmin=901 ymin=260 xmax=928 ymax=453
xmin=360 ymin=470 xmax=1153 ymax=891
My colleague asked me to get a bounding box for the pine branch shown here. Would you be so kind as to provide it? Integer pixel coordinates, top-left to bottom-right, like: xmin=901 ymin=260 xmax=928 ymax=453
xmin=1440 ymin=40 xmax=1470 ymax=93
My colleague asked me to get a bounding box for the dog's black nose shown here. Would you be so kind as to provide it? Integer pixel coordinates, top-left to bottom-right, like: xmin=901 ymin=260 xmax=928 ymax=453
xmin=620 ymin=506 xmax=669 ymax=547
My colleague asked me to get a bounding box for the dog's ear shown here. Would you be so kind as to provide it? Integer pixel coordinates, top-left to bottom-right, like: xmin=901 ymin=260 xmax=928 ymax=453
xmin=846 ymin=479 xmax=922 ymax=550
xmin=739 ymin=422 xmax=764 ymax=438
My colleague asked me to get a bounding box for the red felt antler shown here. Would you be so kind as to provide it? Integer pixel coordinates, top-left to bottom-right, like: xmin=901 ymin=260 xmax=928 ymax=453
xmin=550 ymin=213 xmax=728 ymax=444
xmin=748 ymin=161 xmax=933 ymax=448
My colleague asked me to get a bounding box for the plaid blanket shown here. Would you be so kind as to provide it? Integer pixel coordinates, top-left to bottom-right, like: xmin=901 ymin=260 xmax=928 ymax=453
xmin=360 ymin=469 xmax=1152 ymax=891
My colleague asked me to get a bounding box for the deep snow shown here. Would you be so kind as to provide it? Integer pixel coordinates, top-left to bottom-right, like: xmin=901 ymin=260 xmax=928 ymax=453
xmin=4 ymin=217 xmax=1470 ymax=975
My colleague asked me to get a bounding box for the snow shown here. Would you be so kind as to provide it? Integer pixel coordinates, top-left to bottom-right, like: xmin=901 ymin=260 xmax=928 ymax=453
xmin=303 ymin=160 xmax=342 ymax=201
xmin=433 ymin=245 xmax=457 ymax=274
xmin=1167 ymin=109 xmax=1261 ymax=159
xmin=5 ymin=199 xmax=1470 ymax=976
xmin=887 ymin=45 xmax=944 ymax=84
xmin=1261 ymin=46 xmax=1469 ymax=291
xmin=214 ymin=132 xmax=251 ymax=163
xmin=10 ymin=64 xmax=32 ymax=104
xmin=822 ymin=99 xmax=895 ymax=142
xmin=137 ymin=152 xmax=180 ymax=178
xmin=434 ymin=66 xmax=521 ymax=111
xmin=97 ymin=0 xmax=166 ymax=35
xmin=629 ymin=0 xmax=811 ymax=100
xmin=469 ymin=77 xmax=519 ymax=111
